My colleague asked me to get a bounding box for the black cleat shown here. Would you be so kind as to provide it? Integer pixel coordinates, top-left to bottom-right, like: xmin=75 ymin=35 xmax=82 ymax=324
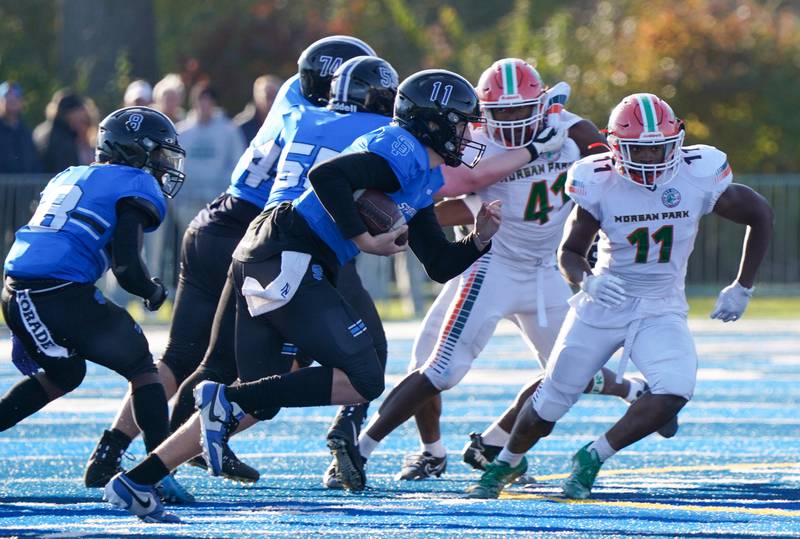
xmin=396 ymin=452 xmax=447 ymax=480
xmin=462 ymin=432 xmax=502 ymax=471
xmin=186 ymin=444 xmax=259 ymax=483
xmin=327 ymin=435 xmax=366 ymax=491
xmin=84 ymin=429 xmax=130 ymax=488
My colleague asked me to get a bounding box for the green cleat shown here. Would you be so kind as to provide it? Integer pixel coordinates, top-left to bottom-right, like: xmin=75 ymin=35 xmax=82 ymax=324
xmin=562 ymin=443 xmax=603 ymax=499
xmin=465 ymin=457 xmax=528 ymax=499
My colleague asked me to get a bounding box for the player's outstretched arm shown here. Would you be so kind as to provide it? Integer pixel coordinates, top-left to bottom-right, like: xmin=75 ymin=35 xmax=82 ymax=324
xmin=437 ymin=147 xmax=531 ymax=197
xmin=568 ymin=119 xmax=607 ymax=158
xmin=712 ymin=183 xmax=774 ymax=289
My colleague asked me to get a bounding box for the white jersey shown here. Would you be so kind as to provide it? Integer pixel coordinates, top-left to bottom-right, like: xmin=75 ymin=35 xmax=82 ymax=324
xmin=472 ymin=110 xmax=583 ymax=265
xmin=566 ymin=144 xmax=733 ymax=324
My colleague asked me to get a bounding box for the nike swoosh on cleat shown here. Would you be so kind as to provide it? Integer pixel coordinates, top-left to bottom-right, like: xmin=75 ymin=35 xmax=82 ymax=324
xmin=119 ymin=479 xmax=152 ymax=510
xmin=208 ymin=386 xmax=225 ymax=425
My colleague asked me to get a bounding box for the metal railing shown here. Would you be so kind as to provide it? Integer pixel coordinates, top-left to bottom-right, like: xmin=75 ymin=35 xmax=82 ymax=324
xmin=2 ymin=173 xmax=798 ymax=289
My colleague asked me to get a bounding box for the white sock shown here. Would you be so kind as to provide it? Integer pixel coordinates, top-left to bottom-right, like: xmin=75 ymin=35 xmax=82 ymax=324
xmin=496 ymin=447 xmax=525 ymax=467
xmin=624 ymin=378 xmax=646 ymax=403
xmin=588 ymin=434 xmax=616 ymax=462
xmin=358 ymin=433 xmax=380 ymax=459
xmin=422 ymin=440 xmax=446 ymax=458
xmin=481 ymin=424 xmax=510 ymax=447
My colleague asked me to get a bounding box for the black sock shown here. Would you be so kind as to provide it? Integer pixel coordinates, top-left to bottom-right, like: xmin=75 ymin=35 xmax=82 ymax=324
xmin=126 ymin=454 xmax=170 ymax=485
xmin=0 ymin=377 xmax=51 ymax=431
xmin=327 ymin=403 xmax=369 ymax=442
xmin=131 ymin=383 xmax=170 ymax=453
xmin=109 ymin=428 xmax=133 ymax=448
xmin=225 ymin=367 xmax=334 ymax=414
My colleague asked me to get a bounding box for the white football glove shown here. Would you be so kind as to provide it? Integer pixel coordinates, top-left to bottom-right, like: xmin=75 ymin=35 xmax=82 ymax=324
xmin=525 ymin=125 xmax=568 ymax=161
xmin=580 ymin=272 xmax=627 ymax=308
xmin=710 ymin=281 xmax=753 ymax=322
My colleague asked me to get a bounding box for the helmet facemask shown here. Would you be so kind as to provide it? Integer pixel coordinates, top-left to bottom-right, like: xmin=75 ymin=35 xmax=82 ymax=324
xmin=482 ymin=98 xmax=545 ymax=149
xmin=144 ymin=144 xmax=185 ymax=198
xmin=609 ymin=130 xmax=684 ymax=188
xmin=434 ymin=112 xmax=485 ymax=168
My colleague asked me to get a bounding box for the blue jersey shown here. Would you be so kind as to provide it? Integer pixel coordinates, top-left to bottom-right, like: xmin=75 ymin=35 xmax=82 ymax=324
xmin=266 ymin=108 xmax=391 ymax=209
xmin=227 ymin=75 xmax=315 ymax=208
xmin=4 ymin=164 xmax=167 ymax=283
xmin=294 ymin=124 xmax=444 ymax=265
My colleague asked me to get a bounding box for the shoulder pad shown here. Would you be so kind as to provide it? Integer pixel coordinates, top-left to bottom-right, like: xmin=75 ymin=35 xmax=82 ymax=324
xmin=569 ymin=152 xmax=616 ymax=186
xmin=118 ymin=196 xmax=161 ymax=228
xmin=566 ymin=152 xmax=615 ymax=219
xmin=680 ymin=144 xmax=729 ymax=179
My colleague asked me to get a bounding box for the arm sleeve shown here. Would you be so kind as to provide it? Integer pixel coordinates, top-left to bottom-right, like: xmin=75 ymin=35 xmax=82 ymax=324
xmin=308 ymin=151 xmax=402 ymax=239
xmin=407 ymin=205 xmax=489 ymax=283
xmin=111 ymin=199 xmax=159 ymax=299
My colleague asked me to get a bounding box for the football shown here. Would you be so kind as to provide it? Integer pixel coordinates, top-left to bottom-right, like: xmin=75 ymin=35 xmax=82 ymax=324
xmin=354 ymin=189 xmax=408 ymax=246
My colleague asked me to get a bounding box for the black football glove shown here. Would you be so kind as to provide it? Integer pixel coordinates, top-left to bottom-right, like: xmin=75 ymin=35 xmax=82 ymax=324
xmin=144 ymin=277 xmax=168 ymax=311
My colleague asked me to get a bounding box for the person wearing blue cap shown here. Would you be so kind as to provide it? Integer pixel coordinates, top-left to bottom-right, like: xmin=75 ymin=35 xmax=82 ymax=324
xmin=0 ymin=81 xmax=41 ymax=173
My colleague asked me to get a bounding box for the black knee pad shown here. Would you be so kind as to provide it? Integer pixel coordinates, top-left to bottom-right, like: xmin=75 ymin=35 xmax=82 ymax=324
xmin=348 ymin=348 xmax=385 ymax=402
xmin=122 ymin=356 xmax=159 ymax=382
xmin=160 ymin=348 xmax=202 ymax=386
xmin=44 ymin=358 xmax=87 ymax=393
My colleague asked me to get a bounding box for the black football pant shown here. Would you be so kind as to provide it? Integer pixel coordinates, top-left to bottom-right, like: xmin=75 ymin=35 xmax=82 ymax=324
xmin=0 ymin=279 xmax=169 ymax=452
xmin=226 ymin=257 xmax=385 ymax=420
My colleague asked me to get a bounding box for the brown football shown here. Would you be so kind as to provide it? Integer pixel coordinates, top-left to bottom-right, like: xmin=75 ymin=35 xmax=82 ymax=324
xmin=353 ymin=189 xmax=408 ymax=246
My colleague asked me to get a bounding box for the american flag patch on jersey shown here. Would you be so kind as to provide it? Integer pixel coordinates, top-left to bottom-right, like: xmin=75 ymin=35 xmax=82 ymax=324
xmin=568 ymin=178 xmax=586 ymax=195
xmin=715 ymin=161 xmax=732 ymax=183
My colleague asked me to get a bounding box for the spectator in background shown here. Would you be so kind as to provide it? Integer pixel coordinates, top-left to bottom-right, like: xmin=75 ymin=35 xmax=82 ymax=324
xmin=0 ymin=81 xmax=40 ymax=173
xmin=123 ymin=79 xmax=153 ymax=107
xmin=234 ymin=74 xmax=282 ymax=143
xmin=175 ymin=81 xmax=245 ymax=233
xmin=153 ymin=73 xmax=186 ymax=123
xmin=33 ymin=89 xmax=97 ymax=173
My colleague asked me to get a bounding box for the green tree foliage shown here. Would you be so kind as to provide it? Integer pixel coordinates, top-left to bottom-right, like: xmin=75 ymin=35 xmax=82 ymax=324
xmin=2 ymin=0 xmax=798 ymax=172
xmin=0 ymin=0 xmax=58 ymax=127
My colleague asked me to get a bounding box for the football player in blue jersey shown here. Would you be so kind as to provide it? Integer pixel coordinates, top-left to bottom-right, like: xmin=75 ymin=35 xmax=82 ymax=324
xmin=0 ymin=107 xmax=191 ymax=520
xmin=83 ymin=35 xmax=377 ymax=489
xmin=100 ymin=68 xmax=501 ymax=522
xmin=97 ymin=56 xmax=405 ymax=522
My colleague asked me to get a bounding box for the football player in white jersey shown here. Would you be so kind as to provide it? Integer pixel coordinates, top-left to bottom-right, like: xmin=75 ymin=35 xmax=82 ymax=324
xmin=465 ymin=92 xmax=773 ymax=499
xmin=351 ymin=59 xmax=649 ymax=484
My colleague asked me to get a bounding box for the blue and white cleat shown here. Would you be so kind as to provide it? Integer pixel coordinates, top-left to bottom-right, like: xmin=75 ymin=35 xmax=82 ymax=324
xmin=155 ymin=473 xmax=195 ymax=505
xmin=194 ymin=381 xmax=244 ymax=476
xmin=103 ymin=472 xmax=181 ymax=523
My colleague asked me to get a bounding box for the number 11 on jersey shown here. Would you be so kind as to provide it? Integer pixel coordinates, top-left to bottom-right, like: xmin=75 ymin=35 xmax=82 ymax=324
xmin=627 ymin=224 xmax=673 ymax=263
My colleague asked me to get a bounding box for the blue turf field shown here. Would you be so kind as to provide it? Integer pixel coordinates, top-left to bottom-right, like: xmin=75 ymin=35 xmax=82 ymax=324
xmin=1 ymin=319 xmax=799 ymax=538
